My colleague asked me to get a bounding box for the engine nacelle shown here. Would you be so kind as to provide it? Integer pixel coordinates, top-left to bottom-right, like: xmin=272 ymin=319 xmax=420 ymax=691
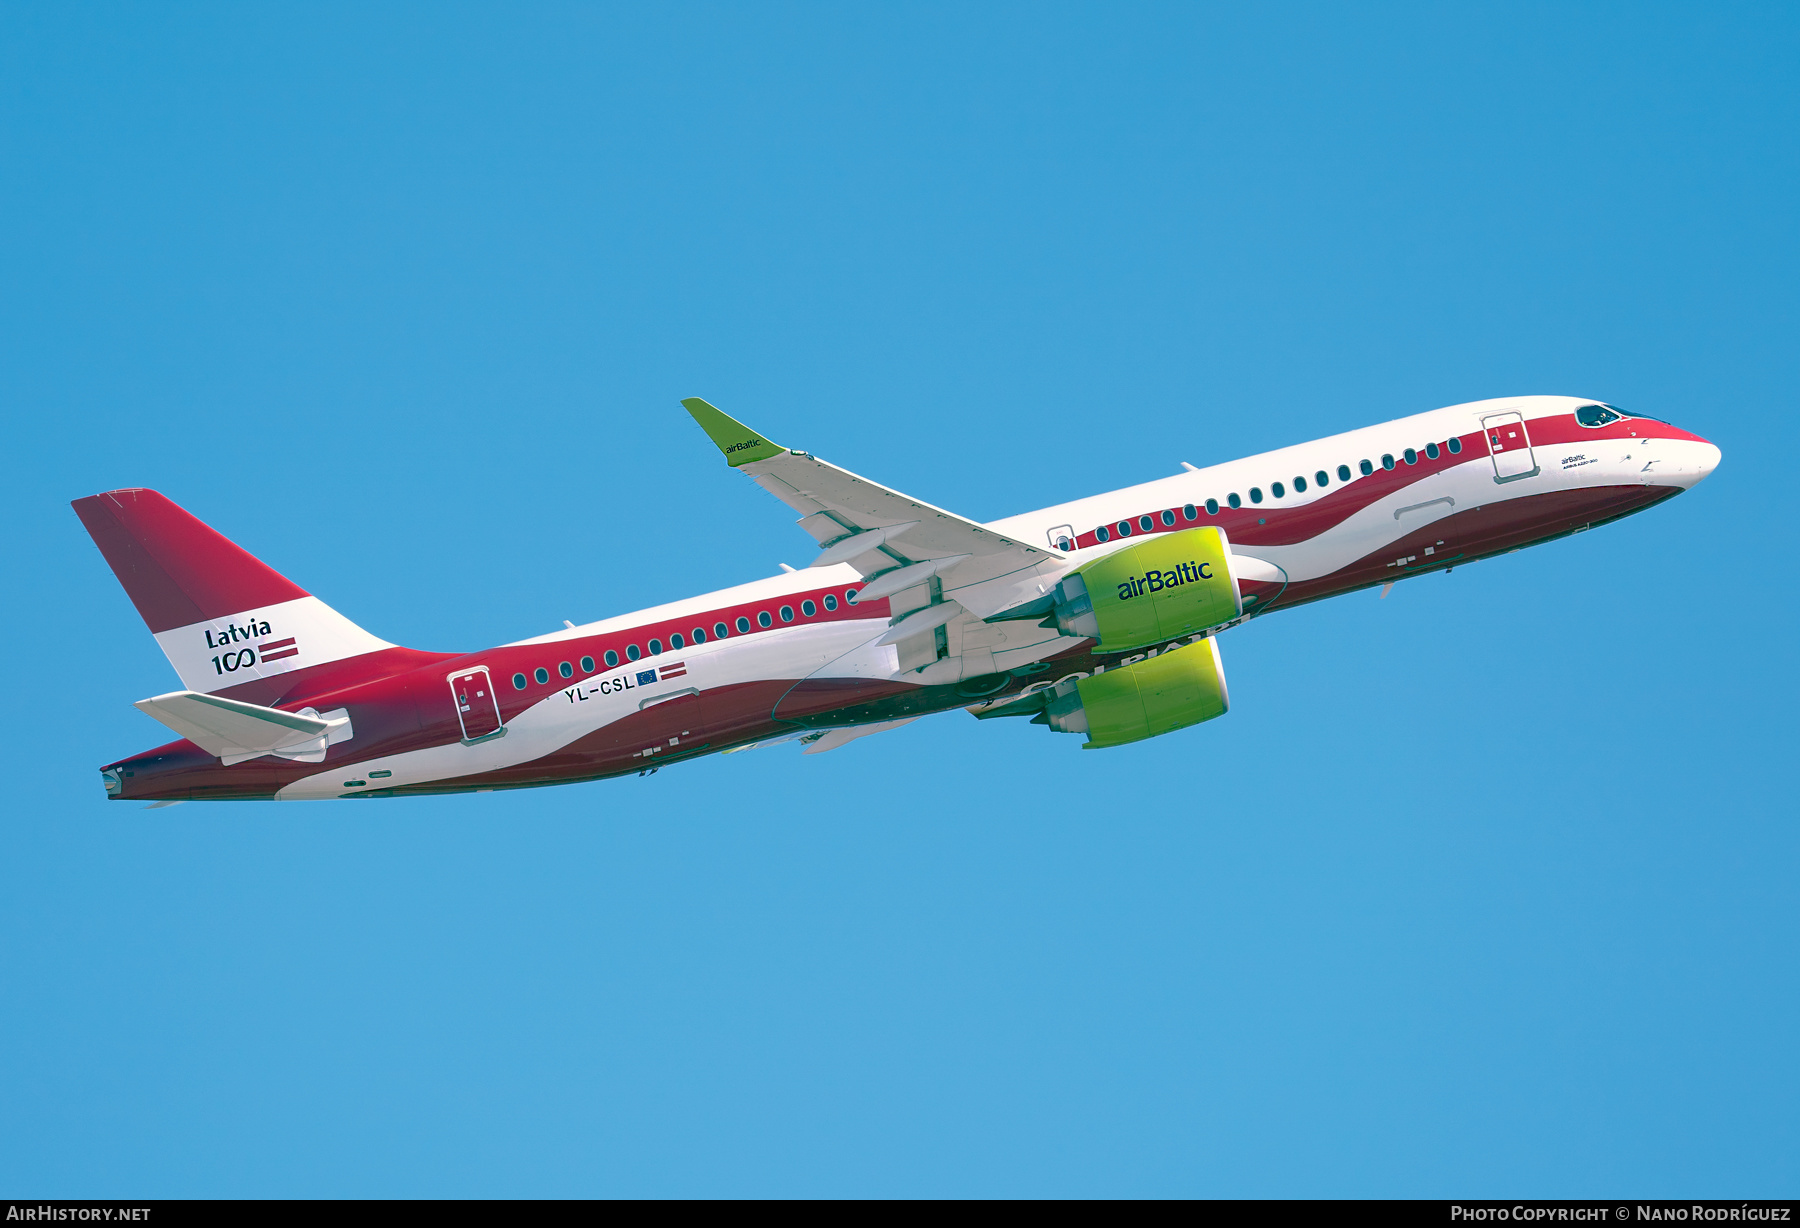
xmin=1040 ymin=636 xmax=1230 ymax=749
xmin=1050 ymin=526 xmax=1242 ymax=652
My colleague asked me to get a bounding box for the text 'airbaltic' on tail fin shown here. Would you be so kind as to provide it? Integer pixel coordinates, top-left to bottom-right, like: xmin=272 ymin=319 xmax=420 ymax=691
xmin=73 ymin=488 xmax=396 ymax=698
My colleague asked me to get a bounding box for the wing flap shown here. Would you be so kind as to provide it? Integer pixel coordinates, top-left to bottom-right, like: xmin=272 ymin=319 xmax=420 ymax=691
xmin=800 ymin=718 xmax=919 ymax=755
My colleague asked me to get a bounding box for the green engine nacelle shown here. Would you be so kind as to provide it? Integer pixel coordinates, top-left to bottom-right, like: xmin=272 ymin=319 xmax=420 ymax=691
xmin=1041 ymin=636 xmax=1230 ymax=749
xmin=1051 ymin=526 xmax=1242 ymax=651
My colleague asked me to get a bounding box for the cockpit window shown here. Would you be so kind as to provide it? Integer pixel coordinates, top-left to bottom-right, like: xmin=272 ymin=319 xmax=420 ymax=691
xmin=1578 ymin=402 xmax=1665 ymax=427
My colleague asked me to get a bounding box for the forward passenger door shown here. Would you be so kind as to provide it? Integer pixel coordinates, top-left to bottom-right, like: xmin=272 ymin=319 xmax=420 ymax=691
xmin=1482 ymin=411 xmax=1539 ymax=483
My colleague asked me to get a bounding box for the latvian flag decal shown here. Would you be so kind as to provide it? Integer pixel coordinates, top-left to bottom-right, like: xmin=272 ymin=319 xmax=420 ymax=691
xmin=657 ymin=661 xmax=687 ymax=681
xmin=258 ymin=636 xmax=299 ymax=663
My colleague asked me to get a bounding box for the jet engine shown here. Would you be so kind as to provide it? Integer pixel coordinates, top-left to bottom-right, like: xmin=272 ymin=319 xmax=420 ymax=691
xmin=1048 ymin=526 xmax=1243 ymax=652
xmin=1034 ymin=636 xmax=1229 ymax=749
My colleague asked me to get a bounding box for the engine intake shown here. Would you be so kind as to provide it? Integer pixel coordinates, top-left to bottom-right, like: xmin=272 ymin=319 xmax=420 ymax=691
xmin=1038 ymin=636 xmax=1230 ymax=749
xmin=1049 ymin=526 xmax=1242 ymax=652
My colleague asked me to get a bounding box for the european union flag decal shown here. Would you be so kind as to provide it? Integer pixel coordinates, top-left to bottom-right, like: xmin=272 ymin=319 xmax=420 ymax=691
xmin=636 ymin=670 xmax=658 ymax=686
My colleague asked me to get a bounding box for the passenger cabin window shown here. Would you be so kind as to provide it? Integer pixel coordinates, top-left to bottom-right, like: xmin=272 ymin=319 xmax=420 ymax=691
xmin=757 ymin=611 xmax=772 ymax=628
xmin=626 ymin=644 xmax=641 ymax=661
xmin=1381 ymin=454 xmax=1396 ymax=470
xmin=1228 ymin=493 xmax=1242 ymax=509
xmin=1205 ymin=498 xmax=1219 ymax=515
xmin=1316 ymin=470 xmax=1329 ymax=487
xmin=1360 ymin=459 xmax=1374 ymax=476
xmin=736 ymin=616 xmax=751 ymax=633
xmin=1294 ymin=475 xmax=1307 ymax=492
xmin=1183 ymin=504 xmax=1197 ymax=520
xmin=1250 ymin=487 xmax=1263 ymax=504
xmin=513 ymin=672 xmax=528 ymax=690
xmin=1160 ymin=510 xmax=1175 ymax=527
xmin=1117 ymin=520 xmax=1132 ymax=537
xmin=691 ymin=628 xmax=706 ymax=644
xmin=1096 ymin=525 xmax=1110 ymax=542
xmin=1448 ymin=437 xmax=1463 ymax=454
xmin=1271 ymin=482 xmax=1285 ymax=499
xmin=648 ymin=638 xmax=663 ymax=655
xmin=713 ymin=622 xmax=728 ymax=638
xmin=559 ymin=661 xmax=573 ymax=678
xmin=1576 ymin=404 xmax=1624 ymax=427
xmin=1139 ymin=515 xmax=1154 ymax=532
xmin=1426 ymin=442 xmax=1440 ymax=460
xmin=1403 ymin=448 xmax=1418 ymax=465
xmin=604 ymin=650 xmax=619 ymax=667
xmin=671 ymin=633 xmax=685 ymax=649
xmin=822 ymin=595 xmax=837 ymax=612
xmin=779 ymin=605 xmax=794 ymax=622
xmin=802 ymin=600 xmax=816 ymax=616
xmin=1338 ymin=464 xmax=1352 ymax=481
xmin=534 ymin=667 xmax=550 ymax=684
xmin=580 ymin=656 xmax=595 ymax=673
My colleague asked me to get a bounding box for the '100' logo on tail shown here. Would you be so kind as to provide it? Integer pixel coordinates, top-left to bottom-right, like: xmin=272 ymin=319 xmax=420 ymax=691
xmin=1116 ymin=560 xmax=1214 ymax=601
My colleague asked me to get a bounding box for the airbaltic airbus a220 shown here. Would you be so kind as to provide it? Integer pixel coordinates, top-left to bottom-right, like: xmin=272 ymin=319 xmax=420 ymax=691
xmin=81 ymin=396 xmax=1718 ymax=802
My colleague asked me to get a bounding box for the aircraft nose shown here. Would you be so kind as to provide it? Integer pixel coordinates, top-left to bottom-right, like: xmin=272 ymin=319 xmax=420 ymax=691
xmin=1693 ymin=438 xmax=1722 ymax=482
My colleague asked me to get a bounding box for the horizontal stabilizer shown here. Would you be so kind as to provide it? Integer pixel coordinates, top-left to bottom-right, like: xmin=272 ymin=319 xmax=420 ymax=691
xmin=134 ymin=691 xmax=354 ymax=765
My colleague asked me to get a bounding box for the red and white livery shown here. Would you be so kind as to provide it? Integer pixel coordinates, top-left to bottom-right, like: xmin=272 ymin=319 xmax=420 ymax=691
xmin=79 ymin=395 xmax=1719 ymax=802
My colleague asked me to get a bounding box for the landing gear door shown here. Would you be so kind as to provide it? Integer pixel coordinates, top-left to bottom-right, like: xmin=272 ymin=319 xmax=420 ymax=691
xmin=449 ymin=666 xmax=504 ymax=743
xmin=1482 ymin=411 xmax=1540 ymax=483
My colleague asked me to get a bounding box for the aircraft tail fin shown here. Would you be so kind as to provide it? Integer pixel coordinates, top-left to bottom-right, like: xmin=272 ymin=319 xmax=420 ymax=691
xmin=73 ymin=488 xmax=397 ymax=696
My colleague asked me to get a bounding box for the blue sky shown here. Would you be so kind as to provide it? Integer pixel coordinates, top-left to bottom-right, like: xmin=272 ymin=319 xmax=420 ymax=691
xmin=2 ymin=2 xmax=1795 ymax=1197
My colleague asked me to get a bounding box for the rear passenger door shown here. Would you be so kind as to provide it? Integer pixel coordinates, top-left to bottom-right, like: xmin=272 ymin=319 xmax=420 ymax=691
xmin=448 ymin=666 xmax=504 ymax=743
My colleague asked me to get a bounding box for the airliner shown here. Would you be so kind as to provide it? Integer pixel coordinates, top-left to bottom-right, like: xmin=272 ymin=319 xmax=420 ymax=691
xmin=79 ymin=395 xmax=1718 ymax=802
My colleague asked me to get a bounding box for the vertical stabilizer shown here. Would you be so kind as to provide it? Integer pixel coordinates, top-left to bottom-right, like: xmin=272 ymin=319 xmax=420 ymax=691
xmin=73 ymin=489 xmax=395 ymax=696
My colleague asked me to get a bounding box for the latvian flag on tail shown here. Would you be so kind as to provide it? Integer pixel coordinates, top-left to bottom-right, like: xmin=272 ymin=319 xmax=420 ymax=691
xmin=658 ymin=661 xmax=687 ymax=681
xmin=258 ymin=636 xmax=299 ymax=663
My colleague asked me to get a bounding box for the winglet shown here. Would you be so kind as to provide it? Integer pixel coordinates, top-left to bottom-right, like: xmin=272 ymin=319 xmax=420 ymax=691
xmin=682 ymin=398 xmax=786 ymax=467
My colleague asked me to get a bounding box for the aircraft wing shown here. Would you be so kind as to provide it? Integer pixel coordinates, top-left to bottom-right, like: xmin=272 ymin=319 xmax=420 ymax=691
xmin=799 ymin=717 xmax=919 ymax=755
xmin=682 ymin=398 xmax=1064 ymax=623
